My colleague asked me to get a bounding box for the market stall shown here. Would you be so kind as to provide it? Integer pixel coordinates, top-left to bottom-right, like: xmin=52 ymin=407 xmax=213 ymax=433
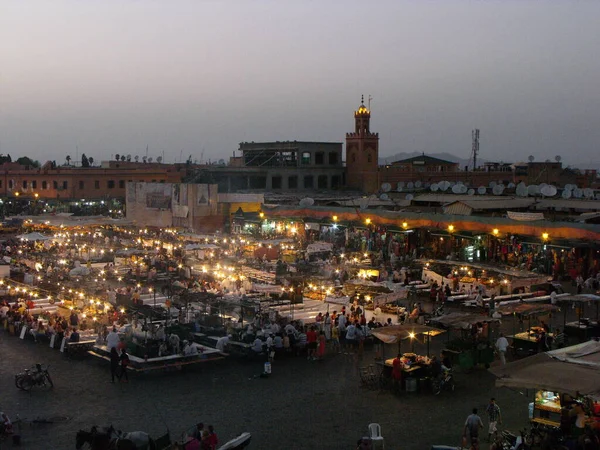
xmin=372 ymin=324 xmax=445 ymax=393
xmin=428 ymin=312 xmax=499 ymax=370
xmin=496 ymin=303 xmax=559 ymax=356
xmin=558 ymin=294 xmax=600 ymax=341
xmin=491 ymin=341 xmax=600 ymax=438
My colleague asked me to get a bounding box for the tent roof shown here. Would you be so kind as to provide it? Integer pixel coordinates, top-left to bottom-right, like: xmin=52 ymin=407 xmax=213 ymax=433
xmin=496 ymin=303 xmax=558 ymax=317
xmin=428 ymin=312 xmax=499 ymax=330
xmin=371 ymin=324 xmax=443 ymax=344
xmin=490 ymin=341 xmax=600 ymax=399
xmin=558 ymin=294 xmax=600 ymax=303
xmin=17 ymin=232 xmax=51 ymax=241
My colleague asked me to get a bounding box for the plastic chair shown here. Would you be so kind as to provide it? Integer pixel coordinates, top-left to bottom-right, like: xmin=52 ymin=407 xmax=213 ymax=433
xmin=368 ymin=423 xmax=385 ymax=449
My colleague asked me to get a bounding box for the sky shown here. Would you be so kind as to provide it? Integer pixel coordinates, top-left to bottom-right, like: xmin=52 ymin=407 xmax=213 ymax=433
xmin=1 ymin=0 xmax=599 ymax=166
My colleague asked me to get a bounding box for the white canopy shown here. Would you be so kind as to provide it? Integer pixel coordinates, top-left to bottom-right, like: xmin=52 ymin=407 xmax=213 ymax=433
xmin=17 ymin=232 xmax=51 ymax=241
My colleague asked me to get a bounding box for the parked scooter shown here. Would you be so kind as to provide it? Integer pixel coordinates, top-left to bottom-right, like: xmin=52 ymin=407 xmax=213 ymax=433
xmin=432 ymin=369 xmax=454 ymax=395
xmin=15 ymin=364 xmax=53 ymax=391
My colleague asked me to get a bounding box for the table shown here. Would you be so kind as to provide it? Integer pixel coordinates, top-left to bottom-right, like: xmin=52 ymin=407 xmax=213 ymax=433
xmin=509 ymin=331 xmax=553 ymax=355
xmin=564 ymin=320 xmax=600 ymax=339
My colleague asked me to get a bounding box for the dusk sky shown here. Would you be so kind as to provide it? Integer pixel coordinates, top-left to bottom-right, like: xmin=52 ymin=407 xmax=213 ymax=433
xmin=1 ymin=1 xmax=599 ymax=165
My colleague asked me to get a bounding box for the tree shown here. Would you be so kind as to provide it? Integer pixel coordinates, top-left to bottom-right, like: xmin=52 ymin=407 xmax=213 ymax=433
xmin=0 ymin=154 xmax=11 ymax=164
xmin=120 ymin=155 xmax=126 ymax=162
xmin=65 ymin=155 xmax=71 ymax=166
xmin=81 ymin=153 xmax=90 ymax=167
xmin=16 ymin=156 xmax=40 ymax=168
xmin=88 ymin=157 xmax=94 ymax=166
xmin=115 ymin=154 xmax=120 ymax=161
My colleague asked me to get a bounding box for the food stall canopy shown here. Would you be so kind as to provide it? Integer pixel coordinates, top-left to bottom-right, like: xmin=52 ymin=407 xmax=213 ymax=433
xmin=373 ymin=290 xmax=407 ymax=307
xmin=558 ymin=294 xmax=600 ymax=303
xmin=185 ymin=243 xmax=219 ymax=250
xmin=496 ymin=303 xmax=558 ymax=317
xmin=306 ymin=242 xmax=333 ymax=254
xmin=371 ymin=324 xmax=444 ymax=344
xmin=429 ymin=312 xmax=499 ymax=330
xmin=491 ymin=341 xmax=600 ymax=399
xmin=17 ymin=232 xmax=51 ymax=241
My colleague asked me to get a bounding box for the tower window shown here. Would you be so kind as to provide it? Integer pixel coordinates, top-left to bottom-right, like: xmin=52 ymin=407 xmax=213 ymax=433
xmin=315 ymin=152 xmax=324 ymax=165
xmin=352 ymin=153 xmax=356 ymax=163
xmin=42 ymin=181 xmax=47 ymax=190
xmin=301 ymin=152 xmax=311 ymax=165
xmin=367 ymin=153 xmax=372 ymax=163
xmin=271 ymin=176 xmax=282 ymax=189
xmin=328 ymin=152 xmax=339 ymax=165
xmin=79 ymin=180 xmax=84 ymax=189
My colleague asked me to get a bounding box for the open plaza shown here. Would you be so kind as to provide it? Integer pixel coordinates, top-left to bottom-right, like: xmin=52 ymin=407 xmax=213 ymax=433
xmin=0 ymin=214 xmax=599 ymax=450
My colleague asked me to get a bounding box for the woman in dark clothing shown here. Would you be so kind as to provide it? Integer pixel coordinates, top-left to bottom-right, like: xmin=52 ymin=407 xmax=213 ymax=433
xmin=118 ymin=349 xmax=130 ymax=382
xmin=110 ymin=347 xmax=119 ymax=383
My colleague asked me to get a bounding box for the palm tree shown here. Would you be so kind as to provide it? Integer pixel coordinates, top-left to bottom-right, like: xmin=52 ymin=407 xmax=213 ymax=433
xmin=65 ymin=155 xmax=71 ymax=166
xmin=88 ymin=157 xmax=94 ymax=166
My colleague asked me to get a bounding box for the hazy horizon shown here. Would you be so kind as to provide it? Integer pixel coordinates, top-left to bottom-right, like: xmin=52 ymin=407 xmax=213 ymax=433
xmin=1 ymin=1 xmax=599 ymax=165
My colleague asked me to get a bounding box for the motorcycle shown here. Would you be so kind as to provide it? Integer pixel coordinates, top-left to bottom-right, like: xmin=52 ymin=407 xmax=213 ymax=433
xmin=499 ymin=429 xmax=530 ymax=450
xmin=432 ymin=369 xmax=454 ymax=395
xmin=15 ymin=364 xmax=53 ymax=391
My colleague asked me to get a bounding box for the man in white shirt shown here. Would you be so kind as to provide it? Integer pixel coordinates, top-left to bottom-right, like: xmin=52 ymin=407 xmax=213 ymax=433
xmin=252 ymin=337 xmax=263 ymax=354
xmin=216 ymin=335 xmax=230 ymax=353
xmin=495 ymin=333 xmax=509 ymax=366
xmin=183 ymin=340 xmax=198 ymax=356
xmin=106 ymin=326 xmax=120 ymax=350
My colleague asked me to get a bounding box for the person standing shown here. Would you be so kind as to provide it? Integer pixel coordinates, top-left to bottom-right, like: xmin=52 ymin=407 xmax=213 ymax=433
xmin=495 ymin=333 xmax=509 ymax=366
xmin=206 ymin=425 xmax=218 ymax=450
xmin=106 ymin=326 xmax=120 ymax=351
xmin=485 ymin=398 xmax=502 ymax=442
xmin=110 ymin=347 xmax=119 ymax=383
xmin=306 ymin=326 xmax=318 ymax=360
xmin=118 ymin=348 xmax=130 ymax=382
xmin=316 ymin=331 xmax=326 ymax=360
xmin=463 ymin=408 xmax=484 ymax=449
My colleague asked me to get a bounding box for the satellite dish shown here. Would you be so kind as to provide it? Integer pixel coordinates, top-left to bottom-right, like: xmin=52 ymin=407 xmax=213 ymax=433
xmin=440 ymin=181 xmax=450 ymax=191
xmin=456 ymin=181 xmax=464 ymax=186
xmin=424 ymin=182 xmax=431 ymax=188
xmin=528 ymin=155 xmax=535 ymax=162
xmin=541 ymin=185 xmax=552 ymax=197
xmin=547 ymin=185 xmax=557 ymax=197
xmin=134 ymin=155 xmax=139 ymax=162
xmin=405 ymin=194 xmax=414 ymax=201
xmin=528 ymin=185 xmax=540 ymax=196
xmin=148 ymin=157 xmax=153 ymax=163
xmin=562 ymin=189 xmax=572 ymax=199
xmin=584 ymin=188 xmax=594 ymax=199
xmin=451 ymin=185 xmax=461 ymax=194
xmin=157 ymin=156 xmax=162 ymax=163
xmin=467 ymin=189 xmax=475 ymax=196
xmin=492 ymin=185 xmax=503 ymax=195
xmin=459 ymin=185 xmax=468 ymax=194
xmin=380 ymin=193 xmax=390 ymax=201
xmin=516 ymin=184 xmax=528 ymax=197
xmin=397 ymin=181 xmax=405 ymax=189
xmin=540 ymin=183 xmax=548 ymax=191
xmin=381 ymin=183 xmax=392 ymax=192
xmin=555 ymin=155 xmax=562 ymax=162
xmin=489 ymin=181 xmax=497 ymax=188
xmin=407 ymin=182 xmax=414 ymax=189
xmin=573 ymin=188 xmax=583 ymax=198
xmin=430 ymin=183 xmax=439 ymax=192
xmin=299 ymin=197 xmax=315 ymax=207
xmin=477 ymin=186 xmax=487 ymax=195
xmin=142 ymin=156 xmax=147 ymax=162
xmin=507 ymin=182 xmax=516 ymax=189
xmin=218 ymin=159 xmax=225 ymax=165
xmin=396 ymin=185 xmax=403 ymax=192
xmin=414 ymin=180 xmax=422 ymax=188
xmin=358 ymin=198 xmax=369 ymax=210
xmin=126 ymin=154 xmax=132 ymax=161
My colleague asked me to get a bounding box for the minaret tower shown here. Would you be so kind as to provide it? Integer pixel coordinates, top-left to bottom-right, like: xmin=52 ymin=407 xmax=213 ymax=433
xmin=345 ymin=95 xmax=379 ymax=193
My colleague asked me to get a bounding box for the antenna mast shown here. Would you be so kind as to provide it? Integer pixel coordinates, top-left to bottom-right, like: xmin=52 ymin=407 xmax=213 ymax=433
xmin=368 ymin=95 xmax=373 ymax=110
xmin=471 ymin=129 xmax=480 ymax=171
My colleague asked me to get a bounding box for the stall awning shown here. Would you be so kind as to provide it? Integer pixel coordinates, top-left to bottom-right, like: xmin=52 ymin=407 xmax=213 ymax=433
xmin=490 ymin=341 xmax=600 ymax=399
xmin=371 ymin=324 xmax=444 ymax=344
